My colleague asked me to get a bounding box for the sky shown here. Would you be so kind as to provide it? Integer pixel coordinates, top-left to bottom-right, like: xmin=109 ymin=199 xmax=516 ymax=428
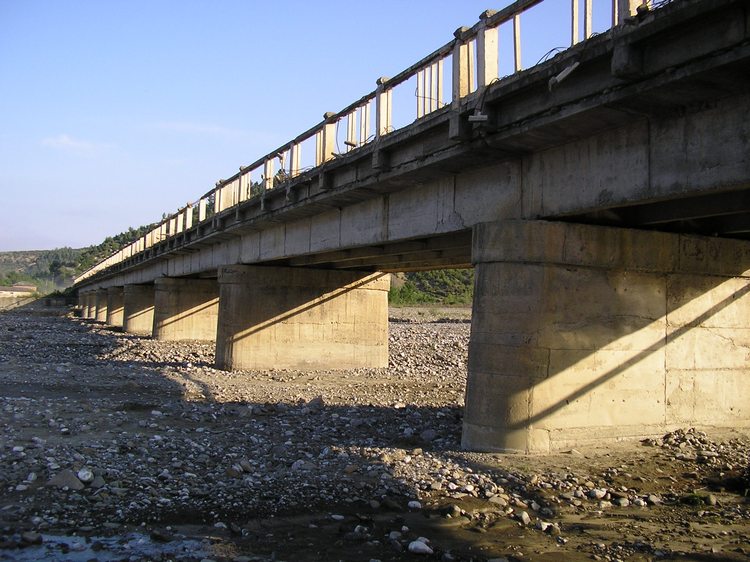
xmin=0 ymin=0 xmax=614 ymax=251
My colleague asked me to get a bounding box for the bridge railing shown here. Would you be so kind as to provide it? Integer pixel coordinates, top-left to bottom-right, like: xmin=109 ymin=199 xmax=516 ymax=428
xmin=75 ymin=0 xmax=652 ymax=285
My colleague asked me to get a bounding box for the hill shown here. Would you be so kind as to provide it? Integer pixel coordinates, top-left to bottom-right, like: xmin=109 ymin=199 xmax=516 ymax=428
xmin=389 ymin=268 xmax=474 ymax=305
xmin=0 ymin=225 xmax=155 ymax=294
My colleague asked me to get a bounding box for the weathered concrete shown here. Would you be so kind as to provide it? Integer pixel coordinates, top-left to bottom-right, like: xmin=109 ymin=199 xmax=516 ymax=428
xmin=153 ymin=278 xmax=219 ymax=342
xmin=106 ymin=287 xmax=124 ymax=328
xmin=463 ymin=220 xmax=750 ymax=453
xmin=95 ymin=289 xmax=108 ymax=323
xmin=85 ymin=292 xmax=96 ymax=319
xmin=216 ymin=266 xmax=390 ymax=370
xmin=123 ymin=284 xmax=155 ymax=335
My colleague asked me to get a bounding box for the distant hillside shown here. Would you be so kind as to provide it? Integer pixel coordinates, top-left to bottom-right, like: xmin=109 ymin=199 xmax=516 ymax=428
xmin=390 ymin=269 xmax=474 ymax=305
xmin=0 ymin=225 xmax=155 ymax=295
xmin=0 ymin=248 xmax=82 ymax=293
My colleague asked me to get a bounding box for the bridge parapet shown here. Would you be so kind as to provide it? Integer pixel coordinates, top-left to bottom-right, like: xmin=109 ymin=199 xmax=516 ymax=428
xmin=75 ymin=0 xmax=651 ymax=286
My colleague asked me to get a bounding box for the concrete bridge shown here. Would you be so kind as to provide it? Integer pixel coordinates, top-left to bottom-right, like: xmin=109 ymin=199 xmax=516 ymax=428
xmin=74 ymin=0 xmax=750 ymax=452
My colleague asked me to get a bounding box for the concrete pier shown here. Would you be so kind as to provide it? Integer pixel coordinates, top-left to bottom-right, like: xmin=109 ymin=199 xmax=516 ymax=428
xmin=95 ymin=289 xmax=108 ymax=322
xmin=82 ymin=293 xmax=90 ymax=319
xmin=81 ymin=292 xmax=94 ymax=319
xmin=152 ymin=278 xmax=219 ymax=341
xmin=463 ymin=220 xmax=750 ymax=453
xmin=216 ymin=266 xmax=390 ymax=370
xmin=123 ymin=284 xmax=155 ymax=335
xmin=106 ymin=287 xmax=124 ymax=328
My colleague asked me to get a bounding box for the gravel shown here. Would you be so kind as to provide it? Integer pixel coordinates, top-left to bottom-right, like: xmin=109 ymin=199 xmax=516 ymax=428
xmin=1 ymin=305 xmax=749 ymax=561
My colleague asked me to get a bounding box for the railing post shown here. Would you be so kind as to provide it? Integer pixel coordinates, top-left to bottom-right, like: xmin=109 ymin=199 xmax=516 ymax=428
xmin=513 ymin=14 xmax=522 ymax=72
xmin=432 ymin=60 xmax=443 ymax=112
xmin=359 ymin=102 xmax=371 ymax=145
xmin=290 ymin=143 xmax=301 ymax=177
xmin=617 ymin=0 xmax=638 ymax=23
xmin=198 ymin=198 xmax=207 ymax=222
xmin=321 ymin=112 xmax=336 ymax=163
xmin=417 ymin=69 xmax=425 ymax=119
xmin=185 ymin=204 xmax=193 ymax=229
xmin=263 ymin=157 xmax=274 ymax=191
xmin=450 ymin=27 xmax=471 ymax=139
xmin=375 ymin=77 xmax=392 ymax=137
xmin=346 ymin=111 xmax=357 ymax=150
xmin=214 ymin=183 xmax=222 ymax=214
xmin=477 ymin=11 xmax=499 ymax=88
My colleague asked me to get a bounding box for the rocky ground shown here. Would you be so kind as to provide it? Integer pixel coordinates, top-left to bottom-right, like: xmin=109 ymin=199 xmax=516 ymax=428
xmin=0 ymin=303 xmax=748 ymax=561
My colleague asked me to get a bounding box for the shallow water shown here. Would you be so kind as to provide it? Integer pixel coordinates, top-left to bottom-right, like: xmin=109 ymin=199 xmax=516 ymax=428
xmin=1 ymin=532 xmax=211 ymax=561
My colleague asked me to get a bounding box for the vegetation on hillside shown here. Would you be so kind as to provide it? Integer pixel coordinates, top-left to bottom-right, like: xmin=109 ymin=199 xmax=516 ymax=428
xmin=389 ymin=269 xmax=474 ymax=306
xmin=0 ymin=225 xmax=154 ymax=294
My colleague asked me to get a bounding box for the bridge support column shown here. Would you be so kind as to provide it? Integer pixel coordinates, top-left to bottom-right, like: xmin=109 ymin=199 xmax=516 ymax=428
xmin=78 ymin=291 xmax=93 ymax=318
xmin=463 ymin=220 xmax=750 ymax=453
xmin=81 ymin=292 xmax=93 ymax=319
xmin=106 ymin=287 xmax=124 ymax=328
xmin=95 ymin=289 xmax=108 ymax=322
xmin=123 ymin=284 xmax=155 ymax=335
xmin=216 ymin=266 xmax=390 ymax=370
xmin=153 ymin=278 xmax=219 ymax=341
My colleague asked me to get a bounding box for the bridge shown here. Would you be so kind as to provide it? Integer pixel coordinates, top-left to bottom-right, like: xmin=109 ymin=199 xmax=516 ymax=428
xmin=73 ymin=0 xmax=750 ymax=452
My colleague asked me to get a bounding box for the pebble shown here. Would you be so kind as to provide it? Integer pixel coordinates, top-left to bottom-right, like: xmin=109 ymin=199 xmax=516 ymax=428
xmin=0 ymin=307 xmax=748 ymax=562
xmin=408 ymin=539 xmax=434 ymax=554
xmin=77 ymin=468 xmax=95 ymax=484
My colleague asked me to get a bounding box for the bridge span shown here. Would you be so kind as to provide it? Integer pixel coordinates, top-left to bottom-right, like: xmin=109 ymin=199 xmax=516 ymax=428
xmin=75 ymin=0 xmax=750 ymax=452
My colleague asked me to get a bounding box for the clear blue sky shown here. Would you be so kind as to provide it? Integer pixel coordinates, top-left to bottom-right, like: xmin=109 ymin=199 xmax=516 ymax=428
xmin=0 ymin=0 xmax=612 ymax=251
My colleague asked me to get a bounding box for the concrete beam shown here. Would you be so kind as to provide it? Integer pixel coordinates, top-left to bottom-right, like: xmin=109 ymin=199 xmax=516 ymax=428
xmin=123 ymin=284 xmax=155 ymax=336
xmin=216 ymin=265 xmax=390 ymax=370
xmin=463 ymin=220 xmax=750 ymax=453
xmin=153 ymin=278 xmax=219 ymax=342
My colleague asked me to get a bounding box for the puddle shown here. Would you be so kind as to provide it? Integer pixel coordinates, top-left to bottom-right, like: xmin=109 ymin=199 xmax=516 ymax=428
xmin=1 ymin=532 xmax=212 ymax=561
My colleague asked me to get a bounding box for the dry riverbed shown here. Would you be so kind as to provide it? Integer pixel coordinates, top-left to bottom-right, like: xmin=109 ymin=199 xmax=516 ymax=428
xmin=0 ymin=303 xmax=748 ymax=561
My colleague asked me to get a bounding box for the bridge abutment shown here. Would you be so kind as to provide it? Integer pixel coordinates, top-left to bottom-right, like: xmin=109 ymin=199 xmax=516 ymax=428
xmin=106 ymin=287 xmax=124 ymax=328
xmin=123 ymin=284 xmax=155 ymax=335
xmin=215 ymin=265 xmax=390 ymax=370
xmin=463 ymin=220 xmax=750 ymax=453
xmin=95 ymin=289 xmax=108 ymax=322
xmin=153 ymin=278 xmax=219 ymax=341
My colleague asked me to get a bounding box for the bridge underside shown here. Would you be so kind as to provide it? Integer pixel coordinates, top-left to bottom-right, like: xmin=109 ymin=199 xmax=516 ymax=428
xmin=76 ymin=0 xmax=750 ymax=452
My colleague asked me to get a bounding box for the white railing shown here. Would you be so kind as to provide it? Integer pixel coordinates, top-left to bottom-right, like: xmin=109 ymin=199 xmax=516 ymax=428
xmin=75 ymin=0 xmax=654 ymax=285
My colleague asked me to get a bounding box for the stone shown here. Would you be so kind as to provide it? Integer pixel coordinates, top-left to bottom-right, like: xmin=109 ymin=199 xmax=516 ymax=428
xmin=488 ymin=495 xmax=508 ymax=507
xmin=21 ymin=531 xmax=42 ymax=545
xmin=647 ymin=494 xmax=662 ymax=505
xmin=47 ymin=469 xmax=85 ymax=490
xmin=420 ymin=429 xmax=437 ymax=441
xmin=77 ymin=468 xmax=95 ymax=484
xmin=408 ymin=540 xmax=433 ymax=554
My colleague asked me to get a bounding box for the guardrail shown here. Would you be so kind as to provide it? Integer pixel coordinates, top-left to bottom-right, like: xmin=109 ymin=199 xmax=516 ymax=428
xmin=75 ymin=0 xmax=653 ymax=285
